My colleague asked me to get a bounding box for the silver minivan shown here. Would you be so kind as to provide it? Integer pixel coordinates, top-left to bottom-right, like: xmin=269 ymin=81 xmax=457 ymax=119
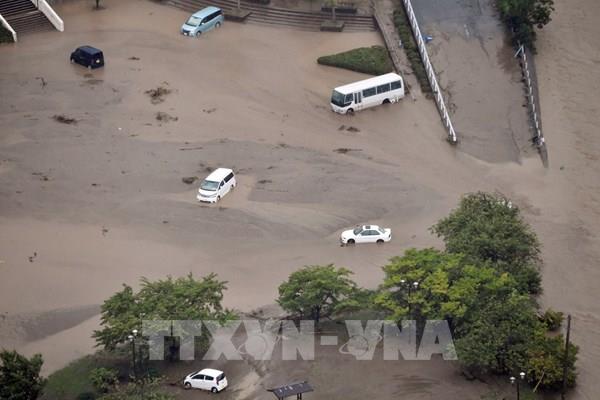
xmin=181 ymin=7 xmax=224 ymax=37
xmin=197 ymin=168 xmax=236 ymax=203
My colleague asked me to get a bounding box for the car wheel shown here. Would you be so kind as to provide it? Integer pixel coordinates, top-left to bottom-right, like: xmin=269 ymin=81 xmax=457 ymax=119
xmin=195 ymin=31 xmax=201 ymax=38
xmin=377 ymin=239 xmax=384 ymax=244
xmin=346 ymin=108 xmax=354 ymax=115
xmin=217 ymin=195 xmax=221 ymax=201
xmin=347 ymin=239 xmax=355 ymax=245
xmin=211 ymin=387 xmax=218 ymax=393
xmin=184 ymin=382 xmax=192 ymax=390
xmin=216 ymin=22 xmax=221 ymax=28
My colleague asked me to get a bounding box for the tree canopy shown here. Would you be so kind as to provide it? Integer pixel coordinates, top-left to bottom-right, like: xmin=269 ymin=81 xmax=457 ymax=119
xmin=0 ymin=350 xmax=46 ymax=400
xmin=496 ymin=0 xmax=555 ymax=47
xmin=93 ymin=273 xmax=235 ymax=350
xmin=431 ymin=192 xmax=541 ymax=294
xmin=277 ymin=264 xmax=360 ymax=325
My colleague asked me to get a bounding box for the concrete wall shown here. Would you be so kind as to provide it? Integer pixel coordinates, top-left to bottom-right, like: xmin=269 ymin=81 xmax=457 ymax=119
xmin=30 ymin=0 xmax=64 ymax=31
xmin=0 ymin=13 xmax=17 ymax=42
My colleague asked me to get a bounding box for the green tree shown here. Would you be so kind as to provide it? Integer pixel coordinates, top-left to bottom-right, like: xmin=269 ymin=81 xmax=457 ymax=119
xmin=0 ymin=350 xmax=46 ymax=400
xmin=431 ymin=192 xmax=541 ymax=293
xmin=277 ymin=264 xmax=359 ymax=325
xmin=525 ymin=333 xmax=578 ymax=390
xmin=375 ymin=248 xmax=519 ymax=328
xmin=496 ymin=0 xmax=555 ymax=47
xmin=90 ymin=367 xmax=118 ymax=394
xmin=454 ymin=293 xmax=542 ymax=376
xmin=93 ymin=273 xmax=235 ymax=353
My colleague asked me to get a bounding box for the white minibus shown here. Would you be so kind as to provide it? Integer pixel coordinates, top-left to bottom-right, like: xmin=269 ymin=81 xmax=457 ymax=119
xmin=330 ymin=72 xmax=405 ymax=114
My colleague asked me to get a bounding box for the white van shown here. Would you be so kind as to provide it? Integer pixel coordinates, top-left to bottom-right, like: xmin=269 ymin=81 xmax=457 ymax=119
xmin=197 ymin=168 xmax=236 ymax=203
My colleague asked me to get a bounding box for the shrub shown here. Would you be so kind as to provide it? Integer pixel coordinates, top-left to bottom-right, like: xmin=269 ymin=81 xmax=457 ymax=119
xmin=540 ymin=308 xmax=564 ymax=331
xmin=317 ymin=46 xmax=394 ymax=76
xmin=393 ymin=7 xmax=431 ymax=94
xmin=90 ymin=368 xmax=118 ymax=394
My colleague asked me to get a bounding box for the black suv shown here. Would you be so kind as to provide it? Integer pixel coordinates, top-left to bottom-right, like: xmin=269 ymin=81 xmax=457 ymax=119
xmin=70 ymin=46 xmax=104 ymax=69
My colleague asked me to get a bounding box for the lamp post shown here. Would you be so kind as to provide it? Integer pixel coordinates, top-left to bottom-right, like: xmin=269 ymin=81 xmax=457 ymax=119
xmin=510 ymin=372 xmax=525 ymax=400
xmin=128 ymin=329 xmax=138 ymax=380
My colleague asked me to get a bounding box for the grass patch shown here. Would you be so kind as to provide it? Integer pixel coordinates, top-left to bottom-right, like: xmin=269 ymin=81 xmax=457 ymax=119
xmin=317 ymin=46 xmax=394 ymax=76
xmin=393 ymin=7 xmax=431 ymax=94
xmin=43 ymin=355 xmax=97 ymax=399
xmin=0 ymin=25 xmax=13 ymax=43
xmin=43 ymin=352 xmax=129 ymax=400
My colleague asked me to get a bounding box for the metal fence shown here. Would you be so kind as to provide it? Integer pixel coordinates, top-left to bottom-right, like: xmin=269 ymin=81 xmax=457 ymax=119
xmin=515 ymin=44 xmax=547 ymax=165
xmin=401 ymin=0 xmax=457 ymax=143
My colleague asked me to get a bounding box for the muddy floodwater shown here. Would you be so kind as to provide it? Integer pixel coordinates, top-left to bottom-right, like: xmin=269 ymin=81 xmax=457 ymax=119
xmin=1 ymin=0 xmax=599 ymax=399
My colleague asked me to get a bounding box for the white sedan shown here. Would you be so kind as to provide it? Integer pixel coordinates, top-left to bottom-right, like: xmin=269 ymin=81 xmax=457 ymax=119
xmin=340 ymin=225 xmax=392 ymax=245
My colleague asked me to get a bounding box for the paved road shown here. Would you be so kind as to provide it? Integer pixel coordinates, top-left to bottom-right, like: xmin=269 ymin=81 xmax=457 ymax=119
xmin=411 ymin=0 xmax=533 ymax=163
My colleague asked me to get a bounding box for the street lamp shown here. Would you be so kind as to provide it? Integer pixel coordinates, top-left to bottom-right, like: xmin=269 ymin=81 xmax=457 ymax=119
xmin=128 ymin=329 xmax=138 ymax=380
xmin=510 ymin=372 xmax=525 ymax=400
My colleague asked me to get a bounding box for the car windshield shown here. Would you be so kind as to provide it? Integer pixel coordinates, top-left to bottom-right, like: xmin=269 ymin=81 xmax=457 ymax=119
xmin=353 ymin=227 xmax=363 ymax=235
xmin=200 ymin=180 xmax=219 ymax=191
xmin=186 ymin=15 xmax=202 ymax=26
xmin=331 ymin=90 xmax=346 ymax=107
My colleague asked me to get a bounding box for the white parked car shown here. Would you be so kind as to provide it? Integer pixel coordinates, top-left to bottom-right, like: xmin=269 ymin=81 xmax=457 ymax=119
xmin=340 ymin=225 xmax=392 ymax=245
xmin=197 ymin=168 xmax=236 ymax=203
xmin=184 ymin=368 xmax=228 ymax=392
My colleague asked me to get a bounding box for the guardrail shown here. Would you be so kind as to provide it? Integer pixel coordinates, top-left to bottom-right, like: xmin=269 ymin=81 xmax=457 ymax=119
xmin=515 ymin=43 xmax=547 ymax=165
xmin=401 ymin=0 xmax=457 ymax=143
xmin=30 ymin=0 xmax=64 ymax=31
xmin=0 ymin=13 xmax=17 ymax=42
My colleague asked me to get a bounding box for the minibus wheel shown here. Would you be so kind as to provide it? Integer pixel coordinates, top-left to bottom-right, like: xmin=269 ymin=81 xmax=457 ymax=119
xmin=346 ymin=108 xmax=354 ymax=115
xmin=382 ymin=99 xmax=390 ymax=104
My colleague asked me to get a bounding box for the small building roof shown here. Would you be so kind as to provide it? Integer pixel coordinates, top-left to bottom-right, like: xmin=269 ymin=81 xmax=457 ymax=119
xmin=268 ymin=381 xmax=314 ymax=399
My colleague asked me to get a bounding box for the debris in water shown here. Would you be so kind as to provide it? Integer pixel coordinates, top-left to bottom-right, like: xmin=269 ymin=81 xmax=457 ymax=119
xmin=52 ymin=114 xmax=78 ymax=124
xmin=145 ymin=85 xmax=171 ymax=104
xmin=182 ymin=176 xmax=198 ymax=184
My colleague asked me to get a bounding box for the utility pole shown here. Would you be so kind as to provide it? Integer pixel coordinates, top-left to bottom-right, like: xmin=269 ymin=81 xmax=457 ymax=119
xmin=561 ymin=314 xmax=572 ymax=399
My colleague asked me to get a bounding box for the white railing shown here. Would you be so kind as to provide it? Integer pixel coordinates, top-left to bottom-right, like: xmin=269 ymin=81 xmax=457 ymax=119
xmin=31 ymin=0 xmax=64 ymax=31
xmin=0 ymin=13 xmax=17 ymax=42
xmin=401 ymin=0 xmax=457 ymax=143
xmin=515 ymin=44 xmax=544 ymax=147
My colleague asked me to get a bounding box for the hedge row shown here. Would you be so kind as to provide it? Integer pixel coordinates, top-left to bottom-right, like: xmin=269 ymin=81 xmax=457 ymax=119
xmin=317 ymin=46 xmax=394 ymax=76
xmin=393 ymin=7 xmax=431 ymax=94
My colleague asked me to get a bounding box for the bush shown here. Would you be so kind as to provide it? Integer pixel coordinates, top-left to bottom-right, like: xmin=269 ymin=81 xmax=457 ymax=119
xmin=393 ymin=7 xmax=431 ymax=94
xmin=90 ymin=368 xmax=118 ymax=394
xmin=540 ymin=308 xmax=564 ymax=331
xmin=317 ymin=46 xmax=394 ymax=76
